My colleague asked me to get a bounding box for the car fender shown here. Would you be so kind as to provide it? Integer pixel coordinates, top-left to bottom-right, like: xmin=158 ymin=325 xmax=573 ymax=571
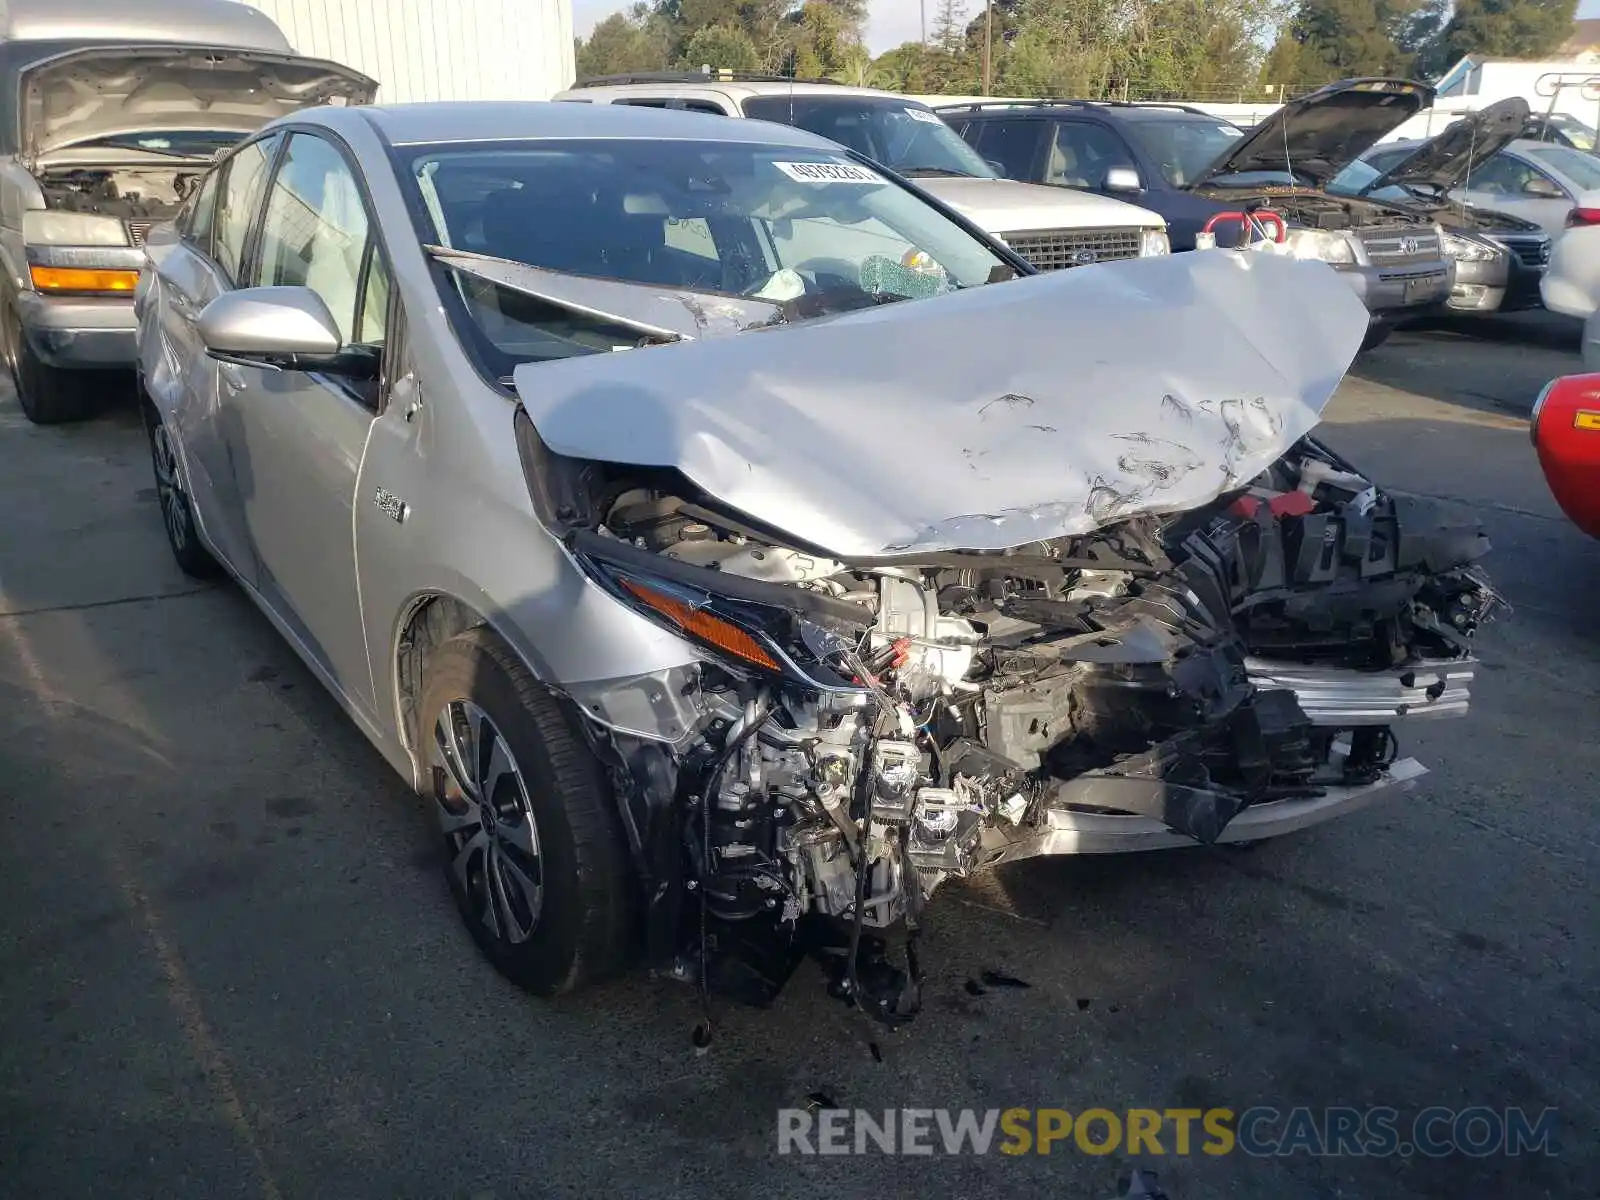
xmin=1532 ymin=372 xmax=1600 ymax=538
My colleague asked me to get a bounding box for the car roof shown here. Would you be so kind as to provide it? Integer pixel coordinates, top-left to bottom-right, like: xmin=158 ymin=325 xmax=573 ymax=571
xmin=567 ymin=79 xmax=906 ymax=102
xmin=314 ymin=100 xmax=848 ymax=149
xmin=946 ymin=102 xmax=1224 ymax=123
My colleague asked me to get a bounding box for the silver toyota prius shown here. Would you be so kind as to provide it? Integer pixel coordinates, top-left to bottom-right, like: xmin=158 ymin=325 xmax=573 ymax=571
xmin=135 ymin=101 xmax=1495 ymax=1022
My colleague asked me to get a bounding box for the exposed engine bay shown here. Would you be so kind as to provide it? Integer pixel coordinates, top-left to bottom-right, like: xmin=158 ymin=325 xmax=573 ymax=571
xmin=1195 ymin=187 xmax=1438 ymax=234
xmin=525 ymin=419 xmax=1498 ymax=1025
xmin=38 ymin=166 xmax=199 ymax=223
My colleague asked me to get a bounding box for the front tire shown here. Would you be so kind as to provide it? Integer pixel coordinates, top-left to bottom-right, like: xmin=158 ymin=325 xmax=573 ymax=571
xmin=1359 ymin=322 xmax=1393 ymax=352
xmin=143 ymin=401 xmax=220 ymax=579
xmin=421 ymin=629 xmax=635 ymax=995
xmin=3 ymin=302 xmax=94 ymax=425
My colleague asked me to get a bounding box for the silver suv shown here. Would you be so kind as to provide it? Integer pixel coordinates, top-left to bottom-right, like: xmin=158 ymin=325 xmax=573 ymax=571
xmin=0 ymin=0 xmax=373 ymax=424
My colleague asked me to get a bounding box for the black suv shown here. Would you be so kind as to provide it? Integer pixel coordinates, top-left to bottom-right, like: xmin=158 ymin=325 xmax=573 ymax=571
xmin=939 ymin=100 xmax=1259 ymax=250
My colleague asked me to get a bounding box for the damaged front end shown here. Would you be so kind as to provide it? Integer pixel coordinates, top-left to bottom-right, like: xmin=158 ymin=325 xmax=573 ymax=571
xmin=518 ymin=415 xmax=1497 ymax=1025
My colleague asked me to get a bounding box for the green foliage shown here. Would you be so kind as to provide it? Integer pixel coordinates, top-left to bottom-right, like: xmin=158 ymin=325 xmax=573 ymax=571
xmin=575 ymin=4 xmax=677 ymax=77
xmin=572 ymin=0 xmax=1589 ymax=102
xmin=1437 ymin=0 xmax=1578 ymax=63
xmin=677 ymin=22 xmax=762 ymax=70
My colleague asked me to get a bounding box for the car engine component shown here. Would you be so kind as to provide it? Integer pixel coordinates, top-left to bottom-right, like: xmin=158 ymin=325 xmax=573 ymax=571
xmin=541 ymin=426 xmax=1497 ymax=1026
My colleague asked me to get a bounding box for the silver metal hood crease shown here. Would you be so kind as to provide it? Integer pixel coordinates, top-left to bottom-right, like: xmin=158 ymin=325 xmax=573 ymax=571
xmin=514 ymin=252 xmax=1370 ymax=557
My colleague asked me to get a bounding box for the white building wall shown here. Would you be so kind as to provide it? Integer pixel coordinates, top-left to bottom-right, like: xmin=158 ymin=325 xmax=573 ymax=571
xmin=235 ymin=0 xmax=575 ymax=103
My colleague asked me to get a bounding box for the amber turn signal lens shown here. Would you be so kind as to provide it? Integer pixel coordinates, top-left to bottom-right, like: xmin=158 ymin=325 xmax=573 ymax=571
xmin=619 ymin=578 xmax=781 ymax=672
xmin=29 ymin=266 xmax=141 ymax=294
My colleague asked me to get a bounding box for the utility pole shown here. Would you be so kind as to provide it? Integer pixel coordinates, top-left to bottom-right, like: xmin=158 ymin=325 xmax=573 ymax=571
xmin=982 ymin=0 xmax=992 ymax=95
xmin=921 ymin=0 xmax=927 ymax=43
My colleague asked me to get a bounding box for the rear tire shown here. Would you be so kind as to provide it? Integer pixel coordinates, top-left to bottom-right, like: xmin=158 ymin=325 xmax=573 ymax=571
xmin=3 ymin=302 xmax=95 ymax=425
xmin=421 ymin=629 xmax=635 ymax=995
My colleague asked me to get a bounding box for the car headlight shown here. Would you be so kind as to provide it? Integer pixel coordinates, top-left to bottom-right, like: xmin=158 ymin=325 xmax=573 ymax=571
xmin=22 ymin=211 xmax=130 ymax=247
xmin=1286 ymin=228 xmax=1356 ymax=265
xmin=572 ymin=539 xmax=867 ymax=691
xmin=1139 ymin=228 xmax=1170 ymax=257
xmin=1442 ymin=231 xmax=1502 ymax=263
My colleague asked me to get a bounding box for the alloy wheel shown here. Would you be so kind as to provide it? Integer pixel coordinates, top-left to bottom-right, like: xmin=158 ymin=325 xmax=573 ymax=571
xmin=431 ymin=699 xmax=544 ymax=943
xmin=150 ymin=423 xmax=190 ymax=554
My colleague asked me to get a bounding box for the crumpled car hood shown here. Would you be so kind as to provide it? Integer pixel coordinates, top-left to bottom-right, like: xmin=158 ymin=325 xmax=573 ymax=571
xmin=515 ymin=251 xmax=1369 ymax=559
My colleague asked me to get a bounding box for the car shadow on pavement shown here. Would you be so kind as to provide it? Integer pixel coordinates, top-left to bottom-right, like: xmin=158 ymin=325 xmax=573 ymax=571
xmin=1352 ymin=317 xmax=1581 ymax=418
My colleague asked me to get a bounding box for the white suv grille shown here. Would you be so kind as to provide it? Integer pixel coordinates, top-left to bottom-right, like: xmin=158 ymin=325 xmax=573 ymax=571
xmin=1004 ymin=227 xmax=1142 ymax=271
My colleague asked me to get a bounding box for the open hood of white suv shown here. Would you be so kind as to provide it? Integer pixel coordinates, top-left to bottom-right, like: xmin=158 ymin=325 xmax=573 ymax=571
xmin=19 ymin=44 xmax=377 ymax=164
xmin=918 ymin=175 xmax=1164 ymax=234
xmin=515 ymin=251 xmax=1368 ymax=558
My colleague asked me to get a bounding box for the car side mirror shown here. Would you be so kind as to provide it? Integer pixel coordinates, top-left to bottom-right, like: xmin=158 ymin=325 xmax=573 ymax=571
xmin=1523 ymin=177 xmax=1563 ymax=198
xmin=1104 ymin=165 xmax=1142 ymax=193
xmin=198 ymin=286 xmax=375 ymax=379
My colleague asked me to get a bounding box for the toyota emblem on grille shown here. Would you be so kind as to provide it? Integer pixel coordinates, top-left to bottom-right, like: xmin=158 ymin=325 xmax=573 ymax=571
xmin=1072 ymin=248 xmax=1099 ymax=265
xmin=1399 ymin=236 xmax=1419 ymax=255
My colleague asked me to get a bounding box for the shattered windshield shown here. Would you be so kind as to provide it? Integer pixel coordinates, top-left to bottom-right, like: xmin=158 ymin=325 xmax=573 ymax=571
xmin=407 ymin=138 xmax=1011 ymax=377
xmin=741 ymin=95 xmax=996 ymax=179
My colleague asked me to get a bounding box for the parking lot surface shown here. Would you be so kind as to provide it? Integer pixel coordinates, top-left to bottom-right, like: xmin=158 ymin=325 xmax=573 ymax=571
xmin=1 ymin=321 xmax=1596 ymax=1199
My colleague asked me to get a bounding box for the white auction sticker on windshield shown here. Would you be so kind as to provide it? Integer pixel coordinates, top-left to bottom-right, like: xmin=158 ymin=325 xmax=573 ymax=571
xmin=904 ymin=106 xmax=943 ymax=124
xmin=773 ymin=160 xmax=885 ymax=184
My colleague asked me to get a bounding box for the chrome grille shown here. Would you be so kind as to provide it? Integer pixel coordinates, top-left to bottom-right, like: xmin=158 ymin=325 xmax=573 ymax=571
xmin=1493 ymin=234 xmax=1551 ymax=267
xmin=1004 ymin=227 xmax=1142 ymax=271
xmin=1358 ymin=228 xmax=1441 ymax=265
xmin=125 ymin=220 xmax=154 ymax=247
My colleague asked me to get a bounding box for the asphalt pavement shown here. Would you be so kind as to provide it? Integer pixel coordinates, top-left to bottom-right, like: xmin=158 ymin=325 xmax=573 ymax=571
xmin=1 ymin=321 xmax=1597 ymax=1200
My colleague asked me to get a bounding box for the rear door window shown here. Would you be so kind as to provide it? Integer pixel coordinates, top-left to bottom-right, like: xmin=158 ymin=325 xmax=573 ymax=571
xmin=967 ymin=120 xmax=1043 ymax=179
xmin=1045 ymin=121 xmax=1135 ymax=189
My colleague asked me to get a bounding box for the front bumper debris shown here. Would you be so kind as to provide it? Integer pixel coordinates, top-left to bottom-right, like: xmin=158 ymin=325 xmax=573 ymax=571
xmin=1245 ymin=657 xmax=1475 ymax=725
xmin=985 ymin=757 xmax=1428 ymax=858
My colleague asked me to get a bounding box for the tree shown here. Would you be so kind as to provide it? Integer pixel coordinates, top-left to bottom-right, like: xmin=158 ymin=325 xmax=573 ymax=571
xmin=677 ymin=22 xmax=761 ymax=70
xmin=1436 ymin=0 xmax=1578 ymax=64
xmin=933 ymin=0 xmax=969 ymax=52
xmin=871 ymin=41 xmax=941 ymax=90
xmin=1114 ymin=0 xmax=1268 ymax=99
xmin=785 ymin=0 xmax=857 ymax=77
xmin=576 ymin=5 xmax=676 ymax=77
xmin=1260 ymin=0 xmax=1414 ymax=90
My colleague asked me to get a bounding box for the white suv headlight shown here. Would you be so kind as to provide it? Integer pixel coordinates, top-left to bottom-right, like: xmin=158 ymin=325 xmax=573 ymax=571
xmin=22 ymin=210 xmax=129 ymax=246
xmin=1138 ymin=228 xmax=1170 ymax=257
xmin=1286 ymin=228 xmax=1356 ymax=265
xmin=1442 ymin=231 xmax=1502 ymax=263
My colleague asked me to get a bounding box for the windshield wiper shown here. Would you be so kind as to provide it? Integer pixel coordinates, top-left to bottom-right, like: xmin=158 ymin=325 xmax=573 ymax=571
xmin=898 ymin=166 xmax=977 ymax=178
xmin=69 ymin=138 xmax=216 ymax=162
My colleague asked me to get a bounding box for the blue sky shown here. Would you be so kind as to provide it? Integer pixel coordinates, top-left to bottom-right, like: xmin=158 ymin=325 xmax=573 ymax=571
xmin=575 ymin=0 xmax=1600 ymax=60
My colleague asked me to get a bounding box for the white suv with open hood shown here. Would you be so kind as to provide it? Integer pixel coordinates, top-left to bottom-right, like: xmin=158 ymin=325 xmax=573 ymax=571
xmin=551 ymin=74 xmax=1172 ymax=274
xmin=0 ymin=0 xmax=375 ymax=424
